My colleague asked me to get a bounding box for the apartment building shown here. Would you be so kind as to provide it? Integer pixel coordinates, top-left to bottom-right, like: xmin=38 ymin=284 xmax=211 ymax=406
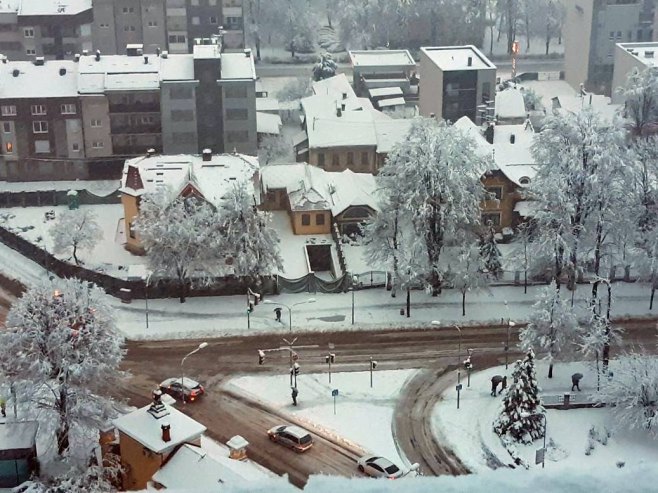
xmin=419 ymin=45 xmax=496 ymax=125
xmin=0 ymin=37 xmax=256 ymax=181
xmin=611 ymin=41 xmax=658 ymax=101
xmin=564 ymin=0 xmax=657 ymax=94
xmin=0 ymin=59 xmax=85 ymax=181
xmin=90 ymin=0 xmax=243 ymax=55
xmin=0 ymin=0 xmax=93 ymax=61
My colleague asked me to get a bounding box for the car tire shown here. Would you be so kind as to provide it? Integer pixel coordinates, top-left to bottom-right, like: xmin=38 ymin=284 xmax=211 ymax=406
xmin=358 ymin=465 xmax=365 ymax=473
xmin=269 ymin=435 xmax=276 ymax=442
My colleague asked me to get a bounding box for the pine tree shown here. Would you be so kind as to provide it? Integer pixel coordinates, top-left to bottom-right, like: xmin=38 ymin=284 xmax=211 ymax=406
xmin=479 ymin=224 xmax=503 ymax=279
xmin=494 ymin=349 xmax=546 ymax=444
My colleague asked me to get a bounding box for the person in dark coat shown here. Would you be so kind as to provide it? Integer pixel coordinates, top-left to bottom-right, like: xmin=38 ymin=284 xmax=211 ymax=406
xmin=572 ymin=373 xmax=583 ymax=391
xmin=291 ymin=386 xmax=298 ymax=406
xmin=491 ymin=375 xmax=503 ymax=396
xmin=274 ymin=307 xmax=283 ymax=323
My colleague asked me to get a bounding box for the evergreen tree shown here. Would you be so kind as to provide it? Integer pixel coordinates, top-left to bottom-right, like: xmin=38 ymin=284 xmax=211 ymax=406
xmin=494 ymin=349 xmax=546 ymax=444
xmin=312 ymin=53 xmax=338 ymax=81
xmin=479 ymin=223 xmax=503 ymax=279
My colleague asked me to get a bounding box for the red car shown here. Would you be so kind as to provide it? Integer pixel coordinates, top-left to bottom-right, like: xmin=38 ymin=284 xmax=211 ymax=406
xmin=159 ymin=377 xmax=205 ymax=402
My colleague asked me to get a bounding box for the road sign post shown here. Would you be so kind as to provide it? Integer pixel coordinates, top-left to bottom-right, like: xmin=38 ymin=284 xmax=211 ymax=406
xmin=332 ymin=388 xmax=339 ymax=415
xmin=456 ymin=383 xmax=463 ymax=409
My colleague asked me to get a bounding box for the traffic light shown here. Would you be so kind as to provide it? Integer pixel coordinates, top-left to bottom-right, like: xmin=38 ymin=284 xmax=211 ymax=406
xmin=248 ymin=301 xmax=254 ymax=313
xmin=325 ymin=353 xmax=335 ymax=364
xmin=258 ymin=350 xmax=265 ymax=365
xmin=370 ymin=360 xmax=378 ymax=370
xmin=293 ymin=362 xmax=300 ymax=375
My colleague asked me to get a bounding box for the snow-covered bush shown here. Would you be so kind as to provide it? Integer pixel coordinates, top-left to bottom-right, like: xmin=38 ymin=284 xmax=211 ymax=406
xmin=313 ymin=53 xmax=338 ymax=81
xmin=494 ymin=349 xmax=546 ymax=444
xmin=0 ymin=279 xmax=125 ymax=456
xmin=49 ymin=209 xmax=102 ymax=265
xmin=594 ymin=353 xmax=658 ymax=435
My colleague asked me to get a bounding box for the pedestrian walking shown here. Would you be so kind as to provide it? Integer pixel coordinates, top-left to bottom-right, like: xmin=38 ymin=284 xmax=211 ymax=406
xmin=491 ymin=375 xmax=503 ymax=396
xmin=0 ymin=397 xmax=6 ymax=418
xmin=571 ymin=373 xmax=583 ymax=391
xmin=274 ymin=307 xmax=282 ymax=323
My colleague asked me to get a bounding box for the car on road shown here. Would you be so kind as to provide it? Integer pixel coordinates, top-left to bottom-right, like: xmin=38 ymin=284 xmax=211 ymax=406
xmin=159 ymin=377 xmax=205 ymax=402
xmin=357 ymin=455 xmax=405 ymax=479
xmin=267 ymin=425 xmax=313 ymax=453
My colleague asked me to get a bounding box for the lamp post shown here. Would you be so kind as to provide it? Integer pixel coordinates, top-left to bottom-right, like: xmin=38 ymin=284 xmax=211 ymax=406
xmin=350 ymin=274 xmax=359 ymax=325
xmin=432 ymin=320 xmax=462 ymax=384
xmin=180 ymin=342 xmax=208 ymax=404
xmin=504 ymin=300 xmax=516 ymax=370
xmin=263 ymin=298 xmax=316 ymax=333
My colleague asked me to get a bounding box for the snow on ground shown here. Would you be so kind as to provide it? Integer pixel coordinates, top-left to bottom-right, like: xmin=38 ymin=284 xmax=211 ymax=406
xmin=228 ymin=369 xmax=417 ymax=468
xmin=0 ymin=204 xmax=142 ymax=276
xmin=433 ymin=360 xmax=658 ymax=473
xmin=199 ymin=435 xmax=277 ymax=480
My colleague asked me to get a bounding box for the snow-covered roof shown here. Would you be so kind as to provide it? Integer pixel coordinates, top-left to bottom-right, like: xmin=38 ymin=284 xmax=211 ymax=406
xmin=373 ymin=119 xmax=413 ymax=154
xmin=306 ymin=113 xmax=378 ymax=148
xmin=377 ymin=97 xmax=406 ymax=108
xmin=257 ymin=111 xmax=282 ymax=135
xmin=77 ymin=53 xmax=193 ymax=93
xmin=256 ymin=97 xmax=280 ymax=112
xmin=121 ymin=152 xmax=259 ymax=207
xmin=552 ymin=93 xmax=621 ymax=123
xmin=368 ymin=86 xmax=403 ymax=98
xmin=514 ymin=200 xmax=537 ymax=217
xmin=221 ymin=51 xmax=256 ymax=80
xmin=18 ymin=0 xmax=91 ymax=16
xmin=114 ymin=402 xmax=206 ymax=454
xmin=0 ymin=421 xmax=38 ymax=450
xmin=496 ymin=88 xmax=526 ymax=120
xmin=192 ymin=43 xmax=221 ymax=60
xmin=421 ymin=46 xmax=495 ymax=71
xmin=0 ymin=61 xmax=78 ymax=99
xmin=312 ymin=73 xmax=356 ymax=100
xmin=0 ymin=0 xmax=20 ymax=13
xmin=617 ymin=42 xmax=658 ymax=69
xmin=349 ymin=50 xmax=415 ymax=68
xmin=261 ymin=164 xmax=378 ymax=215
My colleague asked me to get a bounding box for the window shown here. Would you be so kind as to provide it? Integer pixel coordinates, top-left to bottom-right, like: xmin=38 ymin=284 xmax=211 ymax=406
xmin=99 ymin=23 xmax=110 ymax=28
xmin=170 ymin=86 xmax=193 ymax=99
xmin=224 ymin=86 xmax=247 ymax=98
xmin=5 ymin=142 xmax=13 ymax=153
xmin=122 ymin=7 xmax=135 ymax=13
xmin=616 ymin=31 xmax=622 ymax=40
xmin=346 ymin=151 xmax=353 ymax=165
xmin=637 ymin=29 xmax=643 ymax=42
xmin=609 ymin=31 xmax=615 ymax=40
xmin=1 ymin=105 xmax=16 ymax=116
xmin=481 ymin=212 xmax=501 ymax=227
xmin=317 ymin=152 xmax=325 ymax=166
xmin=209 ymin=16 xmax=218 ymax=24
xmin=32 ymin=121 xmax=48 ymax=133
xmin=226 ymin=109 xmax=248 ymax=120
xmin=92 ymin=141 xmax=104 ymax=149
xmin=482 ymin=82 xmax=491 ymax=103
xmin=168 ymin=34 xmax=186 ymax=44
xmin=148 ymin=20 xmax=158 ymax=27
xmin=23 ymin=27 xmax=34 ymax=38
xmin=192 ymin=16 xmax=200 ymax=25
xmin=31 ymin=105 xmax=47 ymax=116
xmin=2 ymin=122 xmax=10 ymax=133
xmin=316 ymin=214 xmax=325 ymax=226
xmin=91 ymin=119 xmax=102 ymax=127
xmin=60 ymin=104 xmax=76 ymax=115
xmin=34 ymin=140 xmax=50 ymax=153
xmin=332 ymin=153 xmax=339 ymax=167
xmin=361 ymin=151 xmax=368 ymax=166
xmin=225 ymin=16 xmax=242 ymax=29
xmin=227 ymin=130 xmax=248 ymax=142
xmin=301 ymin=214 xmax=310 ymax=226
xmin=26 ymin=48 xmax=36 ymax=56
xmin=141 ymin=115 xmax=155 ymax=124
xmin=124 ymin=25 xmax=136 ymax=32
xmin=486 ymin=186 xmax=503 ymax=201
xmin=72 ymin=143 xmax=80 ymax=152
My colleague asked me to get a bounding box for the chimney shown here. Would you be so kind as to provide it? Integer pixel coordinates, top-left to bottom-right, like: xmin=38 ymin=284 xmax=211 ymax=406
xmin=95 ymin=50 xmax=101 ymax=61
xmin=510 ymin=134 xmax=516 ymax=144
xmin=34 ymin=57 xmax=45 ymax=66
xmin=146 ymin=148 xmax=156 ymax=157
xmin=156 ymin=47 xmax=161 ymax=57
xmin=137 ymin=47 xmax=143 ymax=56
xmin=161 ymin=50 xmax=169 ymax=59
xmin=467 ymin=56 xmax=472 ymax=67
xmin=59 ymin=67 xmax=67 ymax=76
xmin=646 ymin=51 xmax=654 ymax=58
xmin=12 ymin=69 xmax=19 ymax=77
xmin=144 ymin=55 xmax=149 ymax=64
xmin=202 ymin=148 xmax=212 ymax=161
xmin=161 ymin=423 xmax=171 ymax=443
xmin=244 ymin=48 xmax=251 ymax=58
xmin=74 ymin=53 xmax=80 ymax=62
xmin=336 ymin=107 xmax=342 ymax=117
xmin=342 ymin=92 xmax=347 ymax=100
xmin=341 ymin=102 xmax=346 ymax=111
xmin=429 ymin=112 xmax=435 ymax=119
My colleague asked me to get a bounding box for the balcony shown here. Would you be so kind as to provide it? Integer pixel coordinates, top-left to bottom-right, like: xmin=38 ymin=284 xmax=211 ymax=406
xmin=110 ymin=124 xmax=161 ymax=135
xmin=108 ymin=103 xmax=160 ymax=113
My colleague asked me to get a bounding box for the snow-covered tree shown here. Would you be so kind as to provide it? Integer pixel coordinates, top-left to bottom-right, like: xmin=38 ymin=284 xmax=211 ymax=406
xmin=50 ymin=209 xmax=102 ymax=265
xmin=522 ymin=87 xmax=543 ymax=111
xmin=0 ymin=279 xmax=124 ymax=456
xmin=244 ymin=0 xmax=288 ymax=60
xmin=447 ymin=243 xmax=490 ymax=316
xmin=219 ymin=182 xmax=283 ymax=283
xmin=283 ymin=0 xmax=317 ymax=56
xmin=258 ymin=135 xmax=290 ymax=165
xmin=617 ymin=66 xmax=658 ymax=138
xmin=520 ymin=280 xmax=579 ymax=378
xmin=276 ymin=77 xmax=312 ymax=102
xmin=594 ymin=353 xmax=658 ymax=435
xmin=479 ymin=223 xmax=503 ymax=279
xmin=371 ymin=117 xmax=487 ymax=295
xmin=136 ymin=189 xmax=221 ymax=303
xmin=313 ymin=53 xmax=338 ymax=81
xmin=494 ymin=349 xmax=545 ymax=443
xmin=579 ymin=314 xmax=623 ymax=390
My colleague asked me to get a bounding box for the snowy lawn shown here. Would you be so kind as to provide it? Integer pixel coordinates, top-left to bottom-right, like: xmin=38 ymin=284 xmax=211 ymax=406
xmin=432 ymin=360 xmax=658 ymax=473
xmin=228 ymin=369 xmax=418 ymax=468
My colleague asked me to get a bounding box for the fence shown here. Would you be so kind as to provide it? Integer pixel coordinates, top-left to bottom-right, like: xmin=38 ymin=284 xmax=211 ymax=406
xmin=0 ymin=188 xmax=121 ymax=209
xmin=276 ymin=272 xmax=351 ymax=294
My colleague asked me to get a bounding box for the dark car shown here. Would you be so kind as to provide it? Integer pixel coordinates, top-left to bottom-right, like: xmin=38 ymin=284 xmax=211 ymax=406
xmin=159 ymin=377 xmax=205 ymax=402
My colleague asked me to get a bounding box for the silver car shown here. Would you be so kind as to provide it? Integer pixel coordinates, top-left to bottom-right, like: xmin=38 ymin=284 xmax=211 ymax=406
xmin=357 ymin=455 xmax=405 ymax=479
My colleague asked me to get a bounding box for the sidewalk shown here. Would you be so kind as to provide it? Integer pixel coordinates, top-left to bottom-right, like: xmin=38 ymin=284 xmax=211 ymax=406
xmin=1 ymin=241 xmax=655 ymax=340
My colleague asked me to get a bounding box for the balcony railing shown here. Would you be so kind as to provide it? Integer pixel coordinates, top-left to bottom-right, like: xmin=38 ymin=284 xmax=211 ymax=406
xmin=110 ymin=124 xmax=162 ymax=135
xmin=108 ymin=103 xmax=160 ymax=113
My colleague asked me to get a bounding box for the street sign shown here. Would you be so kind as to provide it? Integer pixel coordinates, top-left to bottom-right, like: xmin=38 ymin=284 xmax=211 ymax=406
xmin=456 ymin=384 xmax=463 ymax=392
xmin=332 ymin=389 xmax=339 ymax=397
xmin=535 ymin=447 xmax=545 ymax=465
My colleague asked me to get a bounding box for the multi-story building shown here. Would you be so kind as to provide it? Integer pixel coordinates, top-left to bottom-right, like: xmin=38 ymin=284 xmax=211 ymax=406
xmin=564 ymin=0 xmax=657 ymax=94
xmin=220 ymin=0 xmax=244 ymax=49
xmin=0 ymin=59 xmax=86 ymax=180
xmin=419 ymin=45 xmax=496 ymax=125
xmin=611 ymin=41 xmax=658 ymax=102
xmin=0 ymin=0 xmax=93 ymax=61
xmin=0 ymin=37 xmax=256 ymax=181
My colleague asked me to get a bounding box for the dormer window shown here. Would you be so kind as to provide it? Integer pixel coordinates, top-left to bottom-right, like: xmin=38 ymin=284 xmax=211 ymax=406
xmin=519 ymin=176 xmax=531 ymax=185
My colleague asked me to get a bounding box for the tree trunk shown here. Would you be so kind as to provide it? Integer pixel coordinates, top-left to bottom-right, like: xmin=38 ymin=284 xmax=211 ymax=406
xmin=548 ymin=362 xmax=554 ymax=378
xmin=406 ymin=288 xmax=410 ymax=318
xmin=462 ymin=290 xmax=466 ymax=316
xmin=179 ymin=278 xmax=187 ymax=303
xmin=72 ymin=243 xmax=79 ymax=265
xmin=57 ymin=385 xmax=69 ymax=456
xmin=650 ymin=284 xmax=656 ymax=310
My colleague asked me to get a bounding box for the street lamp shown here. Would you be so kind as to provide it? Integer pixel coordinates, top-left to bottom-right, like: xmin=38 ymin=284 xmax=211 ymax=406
xmin=503 ymin=300 xmax=515 ymax=370
xmin=180 ymin=342 xmax=208 ymax=404
xmin=432 ymin=320 xmax=462 ymax=384
xmin=350 ymin=274 xmax=359 ymax=325
xmin=262 ymin=298 xmax=316 ymax=333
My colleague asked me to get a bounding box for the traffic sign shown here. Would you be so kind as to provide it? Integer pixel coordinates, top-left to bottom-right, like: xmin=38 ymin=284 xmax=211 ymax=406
xmin=456 ymin=384 xmax=463 ymax=392
xmin=332 ymin=389 xmax=339 ymax=397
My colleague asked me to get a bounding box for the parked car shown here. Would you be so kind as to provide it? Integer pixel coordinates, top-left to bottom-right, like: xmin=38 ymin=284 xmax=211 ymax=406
xmin=357 ymin=455 xmax=405 ymax=479
xmin=159 ymin=377 xmax=205 ymax=402
xmin=267 ymin=425 xmax=313 ymax=453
